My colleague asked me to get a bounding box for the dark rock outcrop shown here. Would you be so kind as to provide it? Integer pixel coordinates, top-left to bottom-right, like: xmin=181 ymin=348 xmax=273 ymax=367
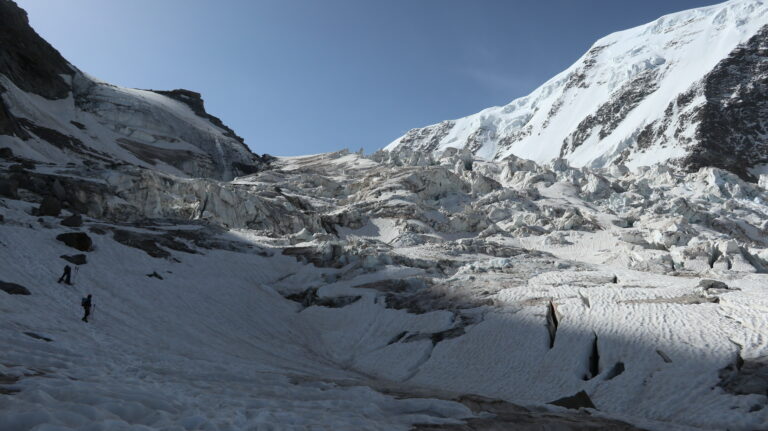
xmin=284 ymin=287 xmax=361 ymax=309
xmin=56 ymin=232 xmax=93 ymax=252
xmin=681 ymin=25 xmax=768 ymax=181
xmin=561 ymin=69 xmax=660 ymax=156
xmin=637 ymin=25 xmax=768 ymax=181
xmin=111 ymin=229 xmax=196 ymax=259
xmin=719 ymin=354 xmax=768 ymax=396
xmin=0 ymin=178 xmax=18 ymax=198
xmin=0 ymin=0 xmax=266 ymax=181
xmin=37 ymin=196 xmax=62 ymax=217
xmin=0 ymin=280 xmax=30 ymax=295
xmin=0 ymin=0 xmax=73 ymax=100
xmin=414 ymin=393 xmax=643 ymax=430
xmin=60 ymin=213 xmax=83 ymax=227
xmin=549 ymin=391 xmax=596 ymax=410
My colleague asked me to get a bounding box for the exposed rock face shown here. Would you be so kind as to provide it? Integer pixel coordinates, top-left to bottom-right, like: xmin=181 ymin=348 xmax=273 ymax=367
xmin=681 ymin=25 xmax=768 ymax=180
xmin=0 ymin=0 xmax=73 ymax=100
xmin=386 ymin=1 xmax=768 ymax=180
xmin=0 ymin=0 xmax=266 ymax=181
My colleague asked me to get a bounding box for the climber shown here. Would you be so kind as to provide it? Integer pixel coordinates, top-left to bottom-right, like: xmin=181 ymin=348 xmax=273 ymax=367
xmin=57 ymin=265 xmax=72 ymax=285
xmin=81 ymin=294 xmax=92 ymax=322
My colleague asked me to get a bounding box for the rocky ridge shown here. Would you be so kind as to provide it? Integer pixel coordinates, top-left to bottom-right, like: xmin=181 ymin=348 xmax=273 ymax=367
xmin=0 ymin=0 xmax=267 ymax=181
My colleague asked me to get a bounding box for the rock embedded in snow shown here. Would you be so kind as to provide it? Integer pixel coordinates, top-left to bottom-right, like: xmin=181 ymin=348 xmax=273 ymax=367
xmin=549 ymin=391 xmax=596 ymax=410
xmin=0 ymin=280 xmax=30 ymax=295
xmin=37 ymin=196 xmax=61 ymax=217
xmin=0 ymin=178 xmax=18 ymax=199
xmin=59 ymin=213 xmax=83 ymax=227
xmin=55 ymin=232 xmax=92 ymax=252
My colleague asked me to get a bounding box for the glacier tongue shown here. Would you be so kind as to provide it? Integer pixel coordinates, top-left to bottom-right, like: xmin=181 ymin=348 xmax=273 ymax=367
xmin=3 ymin=145 xmax=768 ymax=429
xmin=386 ymin=0 xmax=768 ymax=179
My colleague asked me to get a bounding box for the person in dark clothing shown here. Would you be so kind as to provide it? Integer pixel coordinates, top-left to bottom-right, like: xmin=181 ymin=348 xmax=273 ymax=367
xmin=57 ymin=265 xmax=72 ymax=285
xmin=81 ymin=294 xmax=92 ymax=322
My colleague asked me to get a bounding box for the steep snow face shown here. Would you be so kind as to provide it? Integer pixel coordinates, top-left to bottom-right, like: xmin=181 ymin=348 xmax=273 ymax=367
xmin=386 ymin=0 xmax=768 ymax=179
xmin=0 ymin=0 xmax=264 ymax=181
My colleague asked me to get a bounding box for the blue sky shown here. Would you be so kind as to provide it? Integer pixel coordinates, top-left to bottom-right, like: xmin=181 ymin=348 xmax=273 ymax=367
xmin=17 ymin=0 xmax=719 ymax=156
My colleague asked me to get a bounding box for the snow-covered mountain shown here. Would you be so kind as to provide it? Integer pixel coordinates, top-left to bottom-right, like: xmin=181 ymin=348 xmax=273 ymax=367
xmin=0 ymin=0 xmax=267 ymax=181
xmin=386 ymin=0 xmax=768 ymax=180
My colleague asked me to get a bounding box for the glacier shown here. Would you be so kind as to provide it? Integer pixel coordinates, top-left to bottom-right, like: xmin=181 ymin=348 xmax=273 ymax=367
xmin=1 ymin=0 xmax=768 ymax=430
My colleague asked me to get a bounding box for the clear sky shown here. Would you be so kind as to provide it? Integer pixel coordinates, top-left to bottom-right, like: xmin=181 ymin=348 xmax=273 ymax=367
xmin=17 ymin=0 xmax=720 ymax=156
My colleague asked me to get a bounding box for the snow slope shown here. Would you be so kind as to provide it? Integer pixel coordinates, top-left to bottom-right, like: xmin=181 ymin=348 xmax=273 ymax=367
xmin=386 ymin=0 xmax=768 ymax=178
xmin=2 ymin=148 xmax=768 ymax=430
xmin=0 ymin=0 xmax=264 ymax=181
xmin=1 ymin=0 xmax=768 ymax=429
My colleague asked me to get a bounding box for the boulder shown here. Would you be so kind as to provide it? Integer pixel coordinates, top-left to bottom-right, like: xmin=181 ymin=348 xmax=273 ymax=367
xmin=60 ymin=254 xmax=87 ymax=265
xmin=38 ymin=196 xmax=62 ymax=217
xmin=0 ymin=179 xmax=17 ymax=199
xmin=549 ymin=391 xmax=596 ymax=410
xmin=60 ymin=213 xmax=83 ymax=227
xmin=56 ymin=232 xmax=92 ymax=251
xmin=0 ymin=281 xmax=30 ymax=295
xmin=699 ymin=279 xmax=730 ymax=291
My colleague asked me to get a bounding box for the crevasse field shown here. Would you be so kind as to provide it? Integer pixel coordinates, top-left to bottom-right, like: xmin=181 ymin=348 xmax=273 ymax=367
xmin=1 ymin=152 xmax=767 ymax=430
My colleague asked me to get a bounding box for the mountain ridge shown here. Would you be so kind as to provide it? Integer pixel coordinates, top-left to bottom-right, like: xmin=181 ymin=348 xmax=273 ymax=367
xmin=0 ymin=0 xmax=265 ymax=180
xmin=386 ymin=0 xmax=768 ymax=180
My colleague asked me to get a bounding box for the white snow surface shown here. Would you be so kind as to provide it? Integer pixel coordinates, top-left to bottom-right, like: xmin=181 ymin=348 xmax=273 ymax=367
xmin=0 ymin=70 xmax=256 ymax=181
xmin=1 ymin=148 xmax=768 ymax=430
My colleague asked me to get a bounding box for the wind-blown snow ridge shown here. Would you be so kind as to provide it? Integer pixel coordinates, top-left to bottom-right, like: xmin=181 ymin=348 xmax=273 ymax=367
xmin=386 ymin=0 xmax=768 ymax=179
